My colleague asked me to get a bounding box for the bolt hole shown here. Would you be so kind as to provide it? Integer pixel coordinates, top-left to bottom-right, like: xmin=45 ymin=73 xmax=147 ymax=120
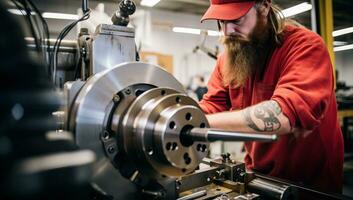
xmin=161 ymin=90 xmax=166 ymax=95
xmin=184 ymin=153 xmax=191 ymax=165
xmin=182 ymin=168 xmax=187 ymax=173
xmin=169 ymin=121 xmax=176 ymax=129
xmin=172 ymin=142 xmax=178 ymax=151
xmin=166 ymin=142 xmax=172 ymax=151
xmin=185 ymin=113 xmax=192 ymax=121
xmin=197 ymin=144 xmax=202 ymax=151
xmin=216 ymin=188 xmax=221 ymax=191
xmin=176 ymin=97 xmax=181 ymax=103
xmin=200 ymin=123 xmax=206 ymax=128
xmin=125 ymin=89 xmax=131 ymax=95
xmin=103 ymin=131 xmax=110 ymax=139
xmin=201 ymin=144 xmax=207 ymax=152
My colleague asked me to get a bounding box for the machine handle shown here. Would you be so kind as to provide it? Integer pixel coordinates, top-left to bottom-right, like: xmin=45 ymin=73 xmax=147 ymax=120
xmin=188 ymin=128 xmax=278 ymax=142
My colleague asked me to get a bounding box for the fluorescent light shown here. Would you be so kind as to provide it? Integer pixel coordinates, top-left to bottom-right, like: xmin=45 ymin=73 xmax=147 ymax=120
xmin=333 ymin=41 xmax=348 ymax=46
xmin=282 ymin=2 xmax=312 ymax=17
xmin=8 ymin=9 xmax=77 ymax=20
xmin=42 ymin=12 xmax=79 ymax=20
xmin=173 ymin=27 xmax=201 ymax=35
xmin=8 ymin=9 xmax=35 ymax=15
xmin=173 ymin=27 xmax=220 ymax=37
xmin=334 ymin=44 xmax=353 ymax=52
xmin=140 ymin=0 xmax=161 ymax=7
xmin=207 ymin=30 xmax=221 ymax=36
xmin=333 ymin=27 xmax=353 ymax=37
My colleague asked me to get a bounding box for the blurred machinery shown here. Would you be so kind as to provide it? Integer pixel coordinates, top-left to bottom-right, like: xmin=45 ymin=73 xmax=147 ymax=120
xmin=1 ymin=0 xmax=349 ymax=199
xmin=192 ymin=30 xmax=219 ymax=60
xmin=0 ymin=2 xmax=94 ymax=199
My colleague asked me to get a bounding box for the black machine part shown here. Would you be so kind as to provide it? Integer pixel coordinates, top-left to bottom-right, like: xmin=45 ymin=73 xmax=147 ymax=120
xmin=0 ymin=1 xmax=95 ymax=199
xmin=111 ymin=0 xmax=136 ymax=26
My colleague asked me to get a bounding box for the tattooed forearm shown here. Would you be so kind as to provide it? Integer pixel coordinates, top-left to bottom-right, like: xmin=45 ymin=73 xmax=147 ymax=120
xmin=242 ymin=100 xmax=282 ymax=132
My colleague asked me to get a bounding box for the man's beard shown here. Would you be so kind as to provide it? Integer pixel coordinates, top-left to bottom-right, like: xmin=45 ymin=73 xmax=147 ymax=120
xmin=221 ymin=21 xmax=271 ymax=88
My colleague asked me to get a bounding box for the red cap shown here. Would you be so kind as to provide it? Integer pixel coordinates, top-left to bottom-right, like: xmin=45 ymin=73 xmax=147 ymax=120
xmin=201 ymin=0 xmax=256 ymax=22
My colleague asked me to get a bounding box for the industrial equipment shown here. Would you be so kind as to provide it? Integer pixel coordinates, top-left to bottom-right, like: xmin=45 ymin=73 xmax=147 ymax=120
xmin=64 ymin=60 xmax=286 ymax=199
xmin=2 ymin=0 xmax=348 ymax=199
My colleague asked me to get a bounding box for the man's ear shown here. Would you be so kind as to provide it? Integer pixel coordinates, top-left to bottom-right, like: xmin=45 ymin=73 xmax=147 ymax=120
xmin=257 ymin=0 xmax=272 ymax=17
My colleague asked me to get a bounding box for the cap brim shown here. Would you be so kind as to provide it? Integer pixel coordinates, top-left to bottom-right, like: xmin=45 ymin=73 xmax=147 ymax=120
xmin=201 ymin=1 xmax=255 ymax=23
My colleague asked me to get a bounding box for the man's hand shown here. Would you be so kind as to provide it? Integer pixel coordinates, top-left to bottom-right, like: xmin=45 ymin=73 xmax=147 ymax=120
xmin=206 ymin=100 xmax=292 ymax=135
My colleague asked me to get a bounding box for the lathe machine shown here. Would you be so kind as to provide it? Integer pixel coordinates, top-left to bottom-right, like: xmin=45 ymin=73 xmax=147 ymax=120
xmin=2 ymin=0 xmax=345 ymax=199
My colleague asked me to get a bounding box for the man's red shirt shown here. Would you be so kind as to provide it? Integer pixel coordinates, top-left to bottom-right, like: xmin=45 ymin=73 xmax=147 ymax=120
xmin=199 ymin=25 xmax=344 ymax=193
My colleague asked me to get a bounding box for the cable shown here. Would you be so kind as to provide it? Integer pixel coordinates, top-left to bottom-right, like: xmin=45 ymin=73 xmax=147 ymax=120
xmin=52 ymin=10 xmax=91 ymax=85
xmin=10 ymin=0 xmax=51 ymax=78
xmin=21 ymin=0 xmax=41 ymax=52
xmin=26 ymin=0 xmax=51 ymax=78
xmin=9 ymin=0 xmax=90 ymax=83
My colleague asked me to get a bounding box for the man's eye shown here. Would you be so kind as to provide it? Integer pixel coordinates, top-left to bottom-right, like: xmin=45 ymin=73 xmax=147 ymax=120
xmin=231 ymin=19 xmax=241 ymax=24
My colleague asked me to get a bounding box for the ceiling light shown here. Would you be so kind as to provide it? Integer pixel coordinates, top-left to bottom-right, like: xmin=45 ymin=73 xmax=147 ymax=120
xmin=282 ymin=2 xmax=312 ymax=17
xmin=333 ymin=41 xmax=348 ymax=46
xmin=173 ymin=27 xmax=221 ymax=37
xmin=332 ymin=27 xmax=353 ymax=37
xmin=140 ymin=0 xmax=161 ymax=7
xmin=42 ymin=12 xmax=79 ymax=20
xmin=334 ymin=44 xmax=353 ymax=52
xmin=8 ymin=9 xmax=78 ymax=20
xmin=207 ymin=30 xmax=221 ymax=36
xmin=8 ymin=9 xmax=35 ymax=15
xmin=173 ymin=27 xmax=201 ymax=35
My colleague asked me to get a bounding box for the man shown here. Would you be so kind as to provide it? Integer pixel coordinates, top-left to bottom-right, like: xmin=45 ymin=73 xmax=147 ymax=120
xmin=192 ymin=75 xmax=208 ymax=100
xmin=199 ymin=0 xmax=344 ymax=193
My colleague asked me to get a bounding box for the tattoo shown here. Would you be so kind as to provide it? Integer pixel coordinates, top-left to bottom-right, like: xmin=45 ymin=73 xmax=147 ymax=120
xmin=242 ymin=101 xmax=282 ymax=132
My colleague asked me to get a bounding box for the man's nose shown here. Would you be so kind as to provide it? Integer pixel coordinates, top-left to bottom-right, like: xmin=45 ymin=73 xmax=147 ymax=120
xmin=223 ymin=22 xmax=239 ymax=36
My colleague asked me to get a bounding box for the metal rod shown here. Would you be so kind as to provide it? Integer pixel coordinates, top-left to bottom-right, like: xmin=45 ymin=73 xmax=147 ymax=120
xmin=82 ymin=0 xmax=89 ymax=14
xmin=177 ymin=190 xmax=207 ymax=200
xmin=247 ymin=177 xmax=293 ymax=199
xmin=189 ymin=128 xmax=277 ymax=142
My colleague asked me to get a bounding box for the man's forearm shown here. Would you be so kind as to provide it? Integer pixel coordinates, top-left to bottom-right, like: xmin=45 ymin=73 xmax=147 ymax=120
xmin=206 ymin=100 xmax=292 ymax=135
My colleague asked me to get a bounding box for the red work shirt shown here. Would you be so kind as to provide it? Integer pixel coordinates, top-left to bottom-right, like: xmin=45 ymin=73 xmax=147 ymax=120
xmin=199 ymin=25 xmax=344 ymax=193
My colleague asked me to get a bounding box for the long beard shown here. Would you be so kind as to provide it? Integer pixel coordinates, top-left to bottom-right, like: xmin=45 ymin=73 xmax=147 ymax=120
xmin=221 ymin=25 xmax=270 ymax=88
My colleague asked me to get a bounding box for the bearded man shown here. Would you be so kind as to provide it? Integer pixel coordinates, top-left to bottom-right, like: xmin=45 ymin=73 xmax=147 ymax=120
xmin=199 ymin=0 xmax=344 ymax=193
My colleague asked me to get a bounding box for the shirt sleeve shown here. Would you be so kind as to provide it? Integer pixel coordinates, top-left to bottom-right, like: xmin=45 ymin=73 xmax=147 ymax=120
xmin=199 ymin=55 xmax=231 ymax=114
xmin=271 ymin=31 xmax=334 ymax=131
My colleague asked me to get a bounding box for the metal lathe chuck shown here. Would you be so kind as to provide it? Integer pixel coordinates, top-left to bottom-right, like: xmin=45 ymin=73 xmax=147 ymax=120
xmin=67 ymin=62 xmax=210 ymax=197
xmin=116 ymin=87 xmax=209 ymax=177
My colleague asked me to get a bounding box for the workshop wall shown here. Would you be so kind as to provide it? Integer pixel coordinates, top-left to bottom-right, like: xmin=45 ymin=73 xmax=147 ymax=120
xmin=132 ymin=8 xmax=220 ymax=86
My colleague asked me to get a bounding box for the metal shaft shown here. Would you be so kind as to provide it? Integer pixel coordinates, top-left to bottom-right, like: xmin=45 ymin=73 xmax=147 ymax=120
xmin=188 ymin=128 xmax=277 ymax=142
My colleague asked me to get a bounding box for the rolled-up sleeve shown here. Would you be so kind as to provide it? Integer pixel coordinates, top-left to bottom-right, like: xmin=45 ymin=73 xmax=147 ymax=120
xmin=271 ymin=33 xmax=334 ymax=131
xmin=199 ymin=55 xmax=231 ymax=114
